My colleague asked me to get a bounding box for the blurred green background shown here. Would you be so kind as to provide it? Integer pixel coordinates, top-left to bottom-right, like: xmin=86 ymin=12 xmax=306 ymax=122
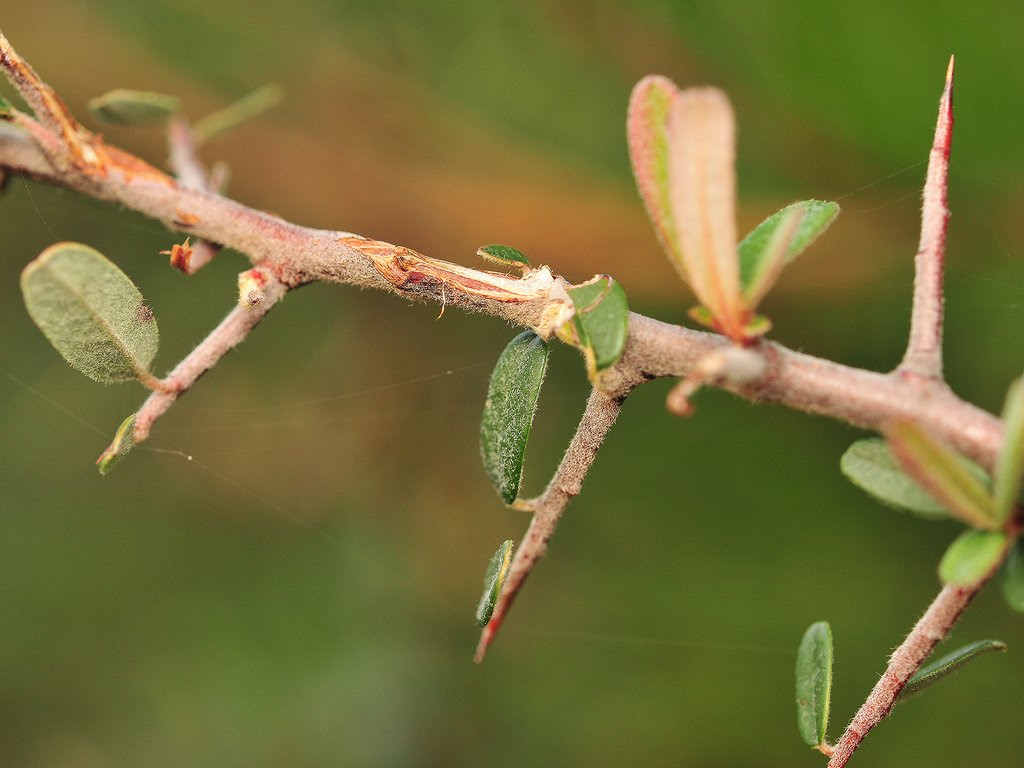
xmin=2 ymin=2 xmax=1024 ymax=766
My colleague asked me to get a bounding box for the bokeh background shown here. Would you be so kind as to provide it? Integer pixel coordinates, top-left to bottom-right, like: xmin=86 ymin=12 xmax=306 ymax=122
xmin=2 ymin=2 xmax=1023 ymax=766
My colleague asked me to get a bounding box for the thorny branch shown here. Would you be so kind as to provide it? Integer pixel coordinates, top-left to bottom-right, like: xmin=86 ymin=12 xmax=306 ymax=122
xmin=0 ymin=37 xmax=1009 ymax=762
xmin=826 ymin=54 xmax=999 ymax=768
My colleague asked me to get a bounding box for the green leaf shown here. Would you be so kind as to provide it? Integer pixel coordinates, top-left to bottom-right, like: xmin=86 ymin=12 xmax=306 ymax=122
xmin=21 ymin=242 xmax=159 ymax=383
xmin=795 ymin=621 xmax=833 ymax=749
xmin=840 ymin=439 xmax=948 ymax=519
xmin=565 ymin=275 xmax=629 ymax=377
xmin=476 ymin=539 xmax=514 ymax=626
xmin=0 ymin=95 xmax=12 ymax=116
xmin=96 ymin=414 xmax=136 ymax=476
xmin=901 ymin=639 xmax=1006 ymax=701
xmin=477 ymin=244 xmax=531 ymax=271
xmin=993 ymin=375 xmax=1024 ymax=524
xmin=938 ymin=530 xmax=1008 ymax=586
xmin=480 ymin=332 xmax=550 ymax=504
xmin=886 ymin=420 xmax=996 ymax=530
xmin=87 ymin=89 xmax=181 ymax=125
xmin=192 ymin=83 xmax=284 ymax=144
xmin=1000 ymin=539 xmax=1024 ymax=612
xmin=738 ymin=200 xmax=839 ymax=303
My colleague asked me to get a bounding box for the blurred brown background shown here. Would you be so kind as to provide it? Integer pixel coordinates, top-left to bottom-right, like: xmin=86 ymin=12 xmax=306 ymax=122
xmin=2 ymin=2 xmax=1024 ymax=766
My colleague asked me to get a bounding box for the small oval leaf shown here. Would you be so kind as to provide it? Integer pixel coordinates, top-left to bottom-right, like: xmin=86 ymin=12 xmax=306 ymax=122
xmin=21 ymin=242 xmax=159 ymax=383
xmin=886 ymin=420 xmax=996 ymax=529
xmin=87 ymin=89 xmax=181 ymax=125
xmin=96 ymin=413 xmax=136 ymax=476
xmin=938 ymin=530 xmax=1008 ymax=586
xmin=1000 ymin=539 xmax=1024 ymax=612
xmin=840 ymin=439 xmax=948 ymax=518
xmin=477 ymin=244 xmax=531 ymax=271
xmin=566 ymin=275 xmax=629 ymax=377
xmin=993 ymin=375 xmax=1024 ymax=524
xmin=739 ymin=200 xmax=839 ymax=302
xmin=480 ymin=332 xmax=550 ymax=504
xmin=476 ymin=539 xmax=514 ymax=626
xmin=795 ymin=621 xmax=833 ymax=749
xmin=901 ymin=639 xmax=1006 ymax=701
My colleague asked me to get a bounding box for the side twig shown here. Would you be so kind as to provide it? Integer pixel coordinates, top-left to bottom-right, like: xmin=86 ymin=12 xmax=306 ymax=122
xmin=899 ymin=56 xmax=955 ymax=380
xmin=475 ymin=387 xmax=623 ymax=661
xmin=827 ymin=573 xmax=996 ymax=768
xmin=133 ymin=270 xmax=287 ymax=442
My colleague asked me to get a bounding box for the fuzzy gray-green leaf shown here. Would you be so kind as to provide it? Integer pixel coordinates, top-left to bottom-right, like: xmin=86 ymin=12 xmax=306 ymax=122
xmin=87 ymin=89 xmax=181 ymax=125
xmin=993 ymin=375 xmax=1024 ymax=524
xmin=840 ymin=439 xmax=948 ymax=519
xmin=901 ymin=639 xmax=1006 ymax=701
xmin=21 ymin=242 xmax=159 ymax=383
xmin=1000 ymin=540 xmax=1024 ymax=612
xmin=795 ymin=621 xmax=833 ymax=748
xmin=476 ymin=539 xmax=514 ymax=626
xmin=938 ymin=530 xmax=1007 ymax=586
xmin=480 ymin=332 xmax=549 ymax=504
xmin=566 ymin=275 xmax=629 ymax=375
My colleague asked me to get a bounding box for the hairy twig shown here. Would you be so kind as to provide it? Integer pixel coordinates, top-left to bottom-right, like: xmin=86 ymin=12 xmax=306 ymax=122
xmin=476 ymin=387 xmax=623 ymax=661
xmin=899 ymin=56 xmax=954 ymax=380
xmin=827 ymin=572 xmax=1001 ymax=768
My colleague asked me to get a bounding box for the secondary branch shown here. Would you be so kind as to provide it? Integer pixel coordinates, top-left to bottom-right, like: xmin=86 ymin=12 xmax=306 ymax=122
xmin=476 ymin=387 xmax=623 ymax=661
xmin=827 ymin=576 xmax=993 ymax=768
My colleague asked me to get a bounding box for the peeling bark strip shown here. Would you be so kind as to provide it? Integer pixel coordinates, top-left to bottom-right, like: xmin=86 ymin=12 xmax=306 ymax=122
xmin=345 ymin=234 xmax=576 ymax=337
xmin=347 ymin=235 xmax=560 ymax=303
